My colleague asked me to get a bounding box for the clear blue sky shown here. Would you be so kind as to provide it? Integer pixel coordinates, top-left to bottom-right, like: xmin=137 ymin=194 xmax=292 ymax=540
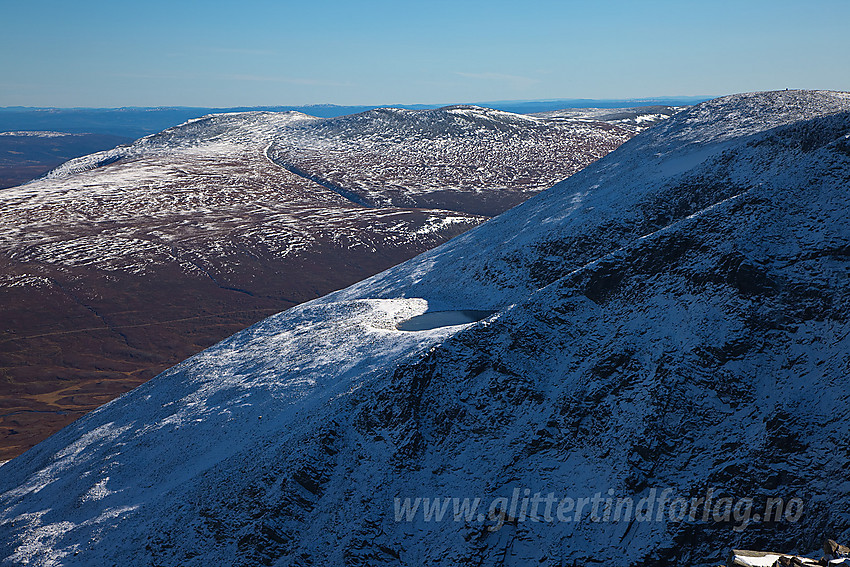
xmin=2 ymin=0 xmax=848 ymax=107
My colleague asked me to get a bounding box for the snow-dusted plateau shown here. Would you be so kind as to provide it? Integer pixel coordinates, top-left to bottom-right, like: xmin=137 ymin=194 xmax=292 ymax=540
xmin=0 ymin=105 xmax=643 ymax=460
xmin=1 ymin=90 xmax=849 ymax=566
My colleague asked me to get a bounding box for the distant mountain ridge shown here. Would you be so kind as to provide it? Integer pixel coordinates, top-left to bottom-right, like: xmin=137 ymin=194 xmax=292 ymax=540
xmin=0 ymin=101 xmax=690 ymax=190
xmin=0 ymin=97 xmax=706 ymax=138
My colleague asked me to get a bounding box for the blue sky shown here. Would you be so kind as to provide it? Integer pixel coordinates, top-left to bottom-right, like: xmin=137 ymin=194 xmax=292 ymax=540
xmin=2 ymin=0 xmax=848 ymax=107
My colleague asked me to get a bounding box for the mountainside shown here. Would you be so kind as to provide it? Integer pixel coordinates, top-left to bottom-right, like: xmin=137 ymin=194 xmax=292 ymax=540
xmin=0 ymin=106 xmax=632 ymax=460
xmin=2 ymin=90 xmax=848 ymax=566
xmin=266 ymin=105 xmax=634 ymax=215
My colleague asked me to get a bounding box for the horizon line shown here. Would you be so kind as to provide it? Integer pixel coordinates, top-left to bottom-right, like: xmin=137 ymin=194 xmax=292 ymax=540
xmin=0 ymin=95 xmax=717 ymax=112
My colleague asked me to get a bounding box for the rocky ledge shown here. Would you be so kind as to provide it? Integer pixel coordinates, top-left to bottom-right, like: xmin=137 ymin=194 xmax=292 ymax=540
xmin=727 ymin=539 xmax=850 ymax=567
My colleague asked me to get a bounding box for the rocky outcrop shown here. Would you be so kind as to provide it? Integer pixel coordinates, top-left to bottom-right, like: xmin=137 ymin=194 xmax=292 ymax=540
xmin=726 ymin=539 xmax=850 ymax=567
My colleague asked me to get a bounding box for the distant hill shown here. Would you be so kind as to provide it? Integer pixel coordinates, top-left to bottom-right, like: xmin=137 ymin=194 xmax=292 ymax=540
xmin=0 ymin=97 xmax=707 ymax=138
xmin=0 ymin=101 xmax=692 ymax=189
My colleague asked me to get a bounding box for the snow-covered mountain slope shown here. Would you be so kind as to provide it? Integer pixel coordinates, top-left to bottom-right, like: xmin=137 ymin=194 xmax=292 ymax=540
xmin=0 ymin=106 xmax=631 ymax=282
xmin=0 ymin=105 xmax=634 ymax=461
xmin=0 ymin=110 xmax=475 ymax=276
xmin=266 ymin=105 xmax=631 ymax=215
xmin=3 ymin=90 xmax=849 ymax=566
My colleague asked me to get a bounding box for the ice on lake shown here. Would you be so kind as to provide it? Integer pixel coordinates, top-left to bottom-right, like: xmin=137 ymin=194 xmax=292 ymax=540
xmin=396 ymin=310 xmax=495 ymax=331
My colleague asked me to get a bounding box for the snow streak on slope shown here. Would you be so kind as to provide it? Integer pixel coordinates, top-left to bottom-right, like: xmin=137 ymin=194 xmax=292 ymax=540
xmin=1 ymin=91 xmax=849 ymax=566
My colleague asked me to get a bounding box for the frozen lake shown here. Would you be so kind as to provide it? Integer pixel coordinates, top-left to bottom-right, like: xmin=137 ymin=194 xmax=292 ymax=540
xmin=396 ymin=310 xmax=495 ymax=331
